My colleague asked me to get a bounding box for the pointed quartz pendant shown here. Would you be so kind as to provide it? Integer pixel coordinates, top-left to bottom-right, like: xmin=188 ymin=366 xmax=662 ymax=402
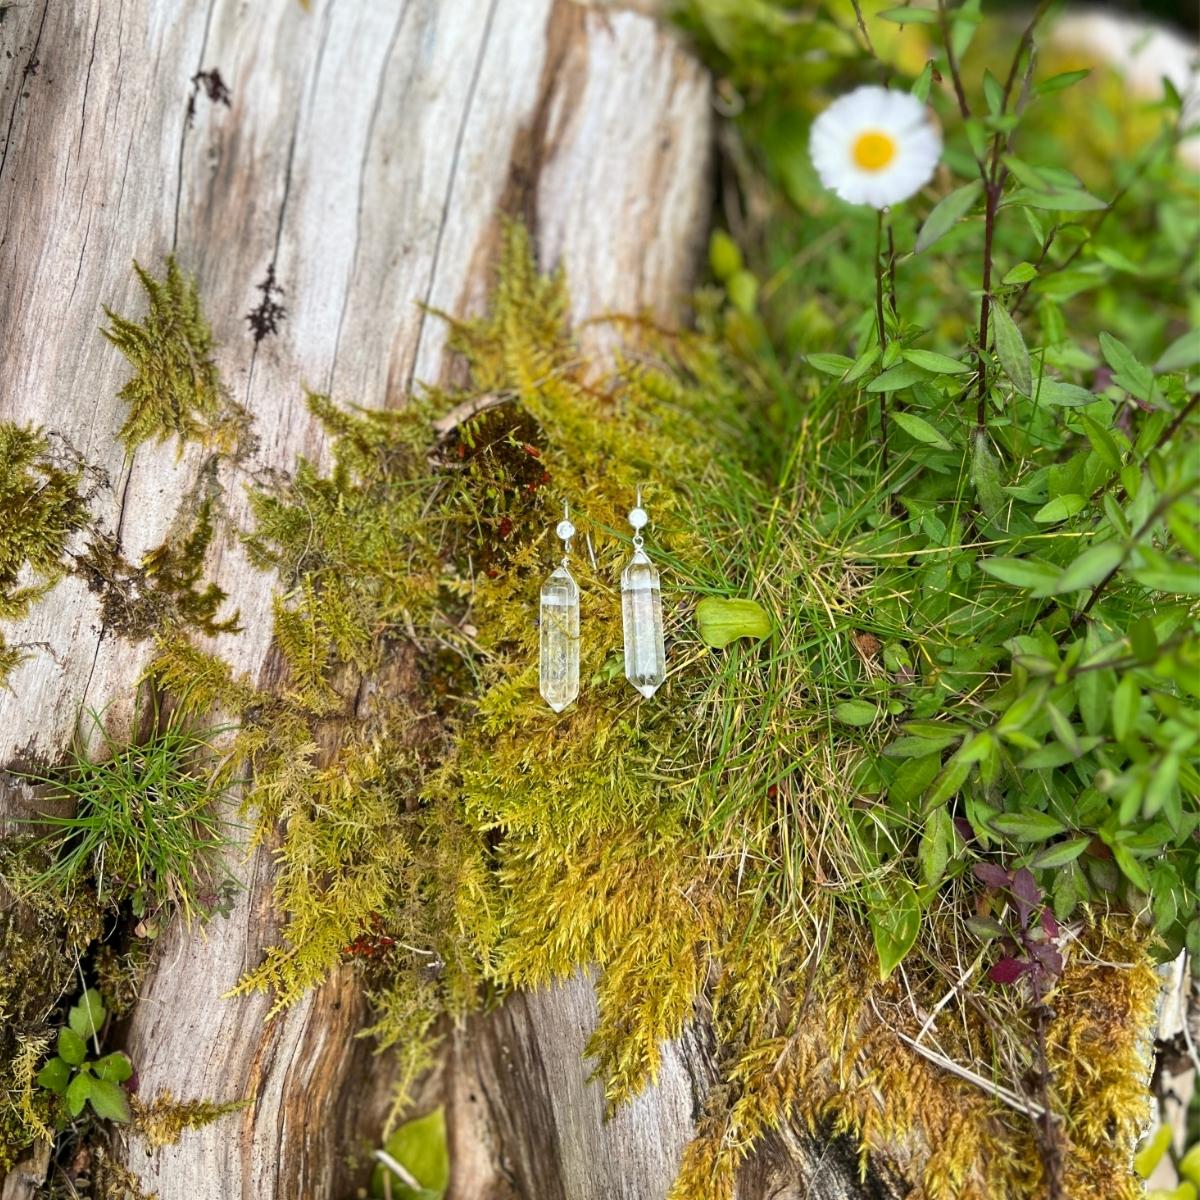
xmin=539 ymin=564 xmax=580 ymax=712
xmin=621 ymin=547 xmax=665 ymax=698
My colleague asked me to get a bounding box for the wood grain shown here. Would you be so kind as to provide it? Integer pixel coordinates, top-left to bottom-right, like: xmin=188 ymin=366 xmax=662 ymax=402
xmin=0 ymin=3 xmax=888 ymax=1197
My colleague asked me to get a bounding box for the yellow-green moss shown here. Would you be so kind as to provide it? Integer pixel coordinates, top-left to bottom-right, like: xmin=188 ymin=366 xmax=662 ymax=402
xmin=76 ymin=498 xmax=240 ymax=641
xmin=0 ymin=423 xmax=90 ymax=686
xmin=131 ymin=1091 xmax=250 ymax=1149
xmin=102 ymin=257 xmax=246 ymax=455
xmin=148 ymin=226 xmax=1161 ymax=1194
xmin=0 ymin=845 xmax=102 ymax=1170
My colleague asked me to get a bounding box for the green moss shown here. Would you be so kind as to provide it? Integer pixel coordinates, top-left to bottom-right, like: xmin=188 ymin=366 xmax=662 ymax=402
xmin=131 ymin=1091 xmax=250 ymax=1149
xmin=0 ymin=424 xmax=90 ymax=686
xmin=76 ymin=499 xmax=240 ymax=641
xmin=149 ymin=226 xmax=1159 ymax=1194
xmin=0 ymin=845 xmax=102 ymax=1170
xmin=102 ymin=258 xmax=246 ymax=455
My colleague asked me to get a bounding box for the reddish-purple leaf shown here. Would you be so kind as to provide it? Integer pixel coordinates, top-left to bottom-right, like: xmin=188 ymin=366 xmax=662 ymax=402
xmin=988 ymin=957 xmax=1028 ymax=984
xmin=953 ymin=816 xmax=975 ymax=843
xmin=1040 ymin=909 xmax=1060 ymax=939
xmin=1011 ymin=867 xmax=1040 ymax=905
xmin=973 ymin=863 xmax=1012 ymax=889
xmin=1011 ymin=867 xmax=1040 ymax=925
xmin=1029 ymin=942 xmax=1064 ymax=976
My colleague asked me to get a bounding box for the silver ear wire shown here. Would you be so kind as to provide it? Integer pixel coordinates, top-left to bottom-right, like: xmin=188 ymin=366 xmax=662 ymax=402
xmin=620 ymin=487 xmax=664 ymax=699
xmin=539 ymin=500 xmax=580 ymax=713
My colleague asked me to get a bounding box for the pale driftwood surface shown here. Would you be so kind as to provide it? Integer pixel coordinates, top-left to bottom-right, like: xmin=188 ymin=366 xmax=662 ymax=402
xmin=0 ymin=4 xmax=880 ymax=1198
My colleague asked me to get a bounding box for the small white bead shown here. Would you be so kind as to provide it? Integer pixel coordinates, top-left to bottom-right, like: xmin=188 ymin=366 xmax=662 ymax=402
xmin=556 ymin=519 xmax=575 ymax=541
xmin=628 ymin=507 xmax=648 ymax=530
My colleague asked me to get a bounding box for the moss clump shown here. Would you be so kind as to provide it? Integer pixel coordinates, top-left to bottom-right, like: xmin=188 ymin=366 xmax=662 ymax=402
xmin=131 ymin=1091 xmax=249 ymax=1149
xmin=76 ymin=499 xmax=240 ymax=641
xmin=151 ymin=226 xmax=1160 ymax=1194
xmin=0 ymin=844 xmax=102 ymax=1170
xmin=102 ymin=258 xmax=246 ymax=455
xmin=0 ymin=424 xmax=90 ymax=686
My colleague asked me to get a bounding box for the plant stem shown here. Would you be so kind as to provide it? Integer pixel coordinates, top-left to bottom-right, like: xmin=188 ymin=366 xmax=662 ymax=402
xmin=1031 ymin=981 xmax=1063 ymax=1200
xmin=849 ymin=0 xmax=876 ymax=58
xmin=975 ymin=180 xmax=999 ymax=432
xmin=875 ymin=209 xmax=890 ymax=473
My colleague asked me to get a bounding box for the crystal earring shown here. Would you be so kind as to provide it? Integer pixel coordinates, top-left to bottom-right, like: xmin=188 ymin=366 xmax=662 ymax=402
xmin=539 ymin=502 xmax=580 ymax=713
xmin=621 ymin=487 xmax=666 ymax=699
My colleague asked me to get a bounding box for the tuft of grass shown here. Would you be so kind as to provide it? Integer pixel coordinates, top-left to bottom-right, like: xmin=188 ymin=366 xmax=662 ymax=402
xmin=22 ymin=713 xmax=238 ymax=925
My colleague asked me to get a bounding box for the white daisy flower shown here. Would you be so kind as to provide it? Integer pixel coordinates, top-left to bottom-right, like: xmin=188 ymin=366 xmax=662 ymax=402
xmin=809 ymin=86 xmax=943 ymax=209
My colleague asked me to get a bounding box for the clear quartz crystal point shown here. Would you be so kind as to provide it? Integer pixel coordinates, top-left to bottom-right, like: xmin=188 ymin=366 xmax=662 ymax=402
xmin=622 ymin=547 xmax=665 ymax=699
xmin=539 ymin=563 xmax=580 ymax=712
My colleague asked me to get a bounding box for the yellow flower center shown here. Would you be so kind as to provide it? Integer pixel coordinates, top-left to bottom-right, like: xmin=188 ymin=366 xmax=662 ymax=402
xmin=852 ymin=130 xmax=897 ymax=172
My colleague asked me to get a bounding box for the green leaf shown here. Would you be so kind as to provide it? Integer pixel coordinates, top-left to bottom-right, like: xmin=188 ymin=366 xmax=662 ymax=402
xmin=878 ymin=5 xmax=938 ymax=22
xmin=888 ymin=754 xmax=943 ymax=808
xmin=727 ymin=270 xmax=758 ymax=315
xmin=911 ymin=61 xmax=934 ymax=103
xmin=989 ymin=811 xmax=1067 ymax=841
xmin=92 ymin=1052 xmax=133 ymax=1084
xmin=36 ymin=1056 xmax=71 ymax=1095
xmin=1156 ymin=328 xmax=1200 ymax=373
xmin=1033 ymin=494 xmax=1086 ymax=524
xmin=695 ymin=597 xmax=771 ymax=648
xmin=1001 ymin=261 xmax=1038 ymax=285
xmin=1112 ymin=843 xmax=1150 ymax=893
xmin=807 ymin=352 xmax=854 ymax=376
xmin=916 ymin=181 xmax=982 ymax=253
xmin=1130 ymin=561 xmax=1200 ymax=596
xmin=835 ymin=700 xmax=879 ymax=727
xmin=68 ymin=989 xmax=106 ymax=1040
xmin=920 ymin=808 xmax=955 ymax=888
xmin=1031 ymin=838 xmax=1091 ymax=869
xmin=86 ymin=1077 xmax=132 ymax=1124
xmin=971 ymin=430 xmax=1005 ymax=519
xmin=868 ymin=878 xmax=921 ymax=981
xmin=1051 ymin=543 xmax=1123 ymax=593
xmin=991 ymin=305 xmax=1032 ymax=397
xmin=891 ymin=411 xmax=953 ymax=450
xmin=1099 ymin=332 xmax=1154 ymax=402
xmin=978 ymin=556 xmax=1059 ymax=594
xmin=1111 ymin=675 xmax=1140 ymax=741
xmin=924 ymin=757 xmax=971 ymax=810
xmin=867 ymin=363 xmax=931 ymax=393
xmin=1036 ymin=69 xmax=1089 ymax=95
xmin=1077 ymin=413 xmax=1122 ymax=471
xmin=901 ymin=349 xmax=971 ymax=375
xmin=57 ymin=1027 xmax=87 ymax=1067
xmin=65 ymin=1073 xmax=91 ymax=1119
xmin=371 ymin=1108 xmax=450 ymax=1200
xmin=1034 ymin=379 xmax=1096 ymax=407
xmin=1010 ymin=186 xmax=1107 ymax=212
xmin=708 ymin=229 xmax=742 ymax=281
xmin=883 ymin=735 xmax=960 ymax=759
xmin=982 ymin=70 xmax=1004 ymax=117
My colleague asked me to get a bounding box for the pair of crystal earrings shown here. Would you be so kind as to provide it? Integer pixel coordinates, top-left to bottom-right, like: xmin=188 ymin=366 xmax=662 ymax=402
xmin=539 ymin=489 xmax=666 ymax=712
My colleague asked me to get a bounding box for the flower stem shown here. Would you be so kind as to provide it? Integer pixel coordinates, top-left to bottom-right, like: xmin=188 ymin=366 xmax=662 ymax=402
xmin=875 ymin=209 xmax=890 ymax=473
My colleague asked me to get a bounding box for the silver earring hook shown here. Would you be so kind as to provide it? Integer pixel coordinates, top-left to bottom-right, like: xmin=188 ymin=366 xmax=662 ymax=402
xmin=556 ymin=501 xmax=576 ymax=565
xmin=628 ymin=487 xmax=648 ymax=549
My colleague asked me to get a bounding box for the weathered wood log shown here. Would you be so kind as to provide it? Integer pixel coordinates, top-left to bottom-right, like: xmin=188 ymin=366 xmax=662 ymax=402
xmin=0 ymin=4 xmax=885 ymax=1198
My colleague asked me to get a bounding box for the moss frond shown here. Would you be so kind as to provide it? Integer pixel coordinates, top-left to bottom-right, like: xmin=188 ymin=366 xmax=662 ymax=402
xmin=132 ymin=1090 xmax=250 ymax=1149
xmin=102 ymin=257 xmax=244 ymax=455
xmin=0 ymin=423 xmax=89 ymax=684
